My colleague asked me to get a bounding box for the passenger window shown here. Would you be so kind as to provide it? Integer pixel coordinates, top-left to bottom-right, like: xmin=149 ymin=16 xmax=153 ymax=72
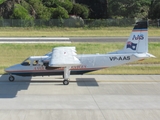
xmin=33 ymin=60 xmax=39 ymax=66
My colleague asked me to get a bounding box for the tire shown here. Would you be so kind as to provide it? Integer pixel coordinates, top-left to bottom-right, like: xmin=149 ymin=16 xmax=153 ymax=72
xmin=9 ymin=76 xmax=15 ymax=82
xmin=63 ymin=80 xmax=69 ymax=85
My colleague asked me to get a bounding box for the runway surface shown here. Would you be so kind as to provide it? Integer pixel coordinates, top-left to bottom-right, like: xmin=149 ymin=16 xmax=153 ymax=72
xmin=70 ymin=36 xmax=160 ymax=42
xmin=0 ymin=37 xmax=70 ymax=43
xmin=0 ymin=75 xmax=160 ymax=120
xmin=0 ymin=37 xmax=159 ymax=43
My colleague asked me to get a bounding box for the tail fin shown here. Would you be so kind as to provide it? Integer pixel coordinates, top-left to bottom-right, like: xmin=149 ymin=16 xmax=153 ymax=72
xmin=112 ymin=20 xmax=149 ymax=54
xmin=109 ymin=20 xmax=155 ymax=58
xmin=124 ymin=20 xmax=148 ymax=53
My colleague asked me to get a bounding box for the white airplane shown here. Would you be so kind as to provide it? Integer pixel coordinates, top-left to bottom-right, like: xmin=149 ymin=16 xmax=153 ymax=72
xmin=5 ymin=20 xmax=155 ymax=85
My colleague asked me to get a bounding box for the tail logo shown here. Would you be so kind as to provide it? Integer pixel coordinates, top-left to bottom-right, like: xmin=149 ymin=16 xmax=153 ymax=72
xmin=126 ymin=41 xmax=137 ymax=50
xmin=132 ymin=34 xmax=144 ymax=40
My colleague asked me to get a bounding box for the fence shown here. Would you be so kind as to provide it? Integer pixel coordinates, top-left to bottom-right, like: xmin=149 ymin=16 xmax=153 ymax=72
xmin=0 ymin=19 xmax=158 ymax=27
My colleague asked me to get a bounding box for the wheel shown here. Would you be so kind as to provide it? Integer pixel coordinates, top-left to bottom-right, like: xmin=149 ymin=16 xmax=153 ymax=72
xmin=9 ymin=76 xmax=15 ymax=82
xmin=63 ymin=79 xmax=69 ymax=85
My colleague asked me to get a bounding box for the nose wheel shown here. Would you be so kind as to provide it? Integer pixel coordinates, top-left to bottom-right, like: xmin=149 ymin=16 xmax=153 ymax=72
xmin=9 ymin=75 xmax=15 ymax=82
xmin=63 ymin=79 xmax=69 ymax=85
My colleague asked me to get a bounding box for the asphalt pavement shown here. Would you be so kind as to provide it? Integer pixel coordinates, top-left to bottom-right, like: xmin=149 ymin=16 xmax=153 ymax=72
xmin=0 ymin=37 xmax=159 ymax=43
xmin=70 ymin=36 xmax=160 ymax=42
xmin=0 ymin=75 xmax=160 ymax=120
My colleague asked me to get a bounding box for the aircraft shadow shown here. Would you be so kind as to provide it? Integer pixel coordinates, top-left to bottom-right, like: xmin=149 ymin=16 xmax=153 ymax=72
xmin=0 ymin=74 xmax=31 ymax=98
xmin=76 ymin=78 xmax=99 ymax=87
xmin=0 ymin=74 xmax=99 ymax=98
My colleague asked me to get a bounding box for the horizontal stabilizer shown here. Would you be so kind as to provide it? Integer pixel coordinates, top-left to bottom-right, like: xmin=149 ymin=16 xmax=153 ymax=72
xmin=134 ymin=53 xmax=156 ymax=58
xmin=49 ymin=47 xmax=81 ymax=67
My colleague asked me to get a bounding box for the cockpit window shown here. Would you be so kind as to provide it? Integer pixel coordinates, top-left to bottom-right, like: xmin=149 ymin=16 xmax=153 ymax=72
xmin=21 ymin=58 xmax=30 ymax=66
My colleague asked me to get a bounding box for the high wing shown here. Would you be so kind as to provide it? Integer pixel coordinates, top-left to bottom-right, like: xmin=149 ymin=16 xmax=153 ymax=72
xmin=49 ymin=47 xmax=81 ymax=67
xmin=48 ymin=47 xmax=81 ymax=85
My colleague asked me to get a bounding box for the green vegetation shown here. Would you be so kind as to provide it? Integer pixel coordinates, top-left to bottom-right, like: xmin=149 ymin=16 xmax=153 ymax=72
xmin=0 ymin=42 xmax=159 ymax=74
xmin=11 ymin=4 xmax=33 ymax=20
xmin=51 ymin=6 xmax=69 ymax=19
xmin=90 ymin=66 xmax=160 ymax=75
xmin=108 ymin=0 xmax=151 ymax=18
xmin=0 ymin=0 xmax=160 ymax=22
xmin=0 ymin=27 xmax=159 ymax=37
xmin=0 ymin=0 xmax=5 ymax=4
xmin=71 ymin=3 xmax=89 ymax=19
xmin=0 ymin=0 xmax=89 ymax=20
xmin=149 ymin=0 xmax=160 ymax=19
xmin=28 ymin=0 xmax=51 ymax=20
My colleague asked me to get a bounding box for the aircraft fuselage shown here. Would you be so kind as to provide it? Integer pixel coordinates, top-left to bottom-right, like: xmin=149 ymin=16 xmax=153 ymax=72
xmin=5 ymin=54 xmax=140 ymax=77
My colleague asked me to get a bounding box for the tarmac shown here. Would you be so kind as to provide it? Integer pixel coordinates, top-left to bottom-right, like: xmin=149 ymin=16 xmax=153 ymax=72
xmin=0 ymin=74 xmax=160 ymax=120
xmin=0 ymin=37 xmax=159 ymax=43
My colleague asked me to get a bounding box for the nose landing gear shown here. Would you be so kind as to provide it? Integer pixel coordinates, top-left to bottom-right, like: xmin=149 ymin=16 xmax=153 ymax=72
xmin=9 ymin=75 xmax=15 ymax=82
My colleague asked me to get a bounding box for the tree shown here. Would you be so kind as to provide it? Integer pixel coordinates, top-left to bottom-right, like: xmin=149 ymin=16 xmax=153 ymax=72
xmin=11 ymin=4 xmax=32 ymax=20
xmin=71 ymin=3 xmax=89 ymax=19
xmin=50 ymin=6 xmax=69 ymax=19
xmin=42 ymin=0 xmax=73 ymax=19
xmin=149 ymin=0 xmax=160 ymax=19
xmin=58 ymin=0 xmax=73 ymax=13
xmin=109 ymin=0 xmax=150 ymax=18
xmin=105 ymin=0 xmax=109 ymax=18
xmin=42 ymin=0 xmax=59 ymax=7
xmin=75 ymin=0 xmax=108 ymax=19
xmin=27 ymin=0 xmax=51 ymax=20
xmin=152 ymin=2 xmax=160 ymax=19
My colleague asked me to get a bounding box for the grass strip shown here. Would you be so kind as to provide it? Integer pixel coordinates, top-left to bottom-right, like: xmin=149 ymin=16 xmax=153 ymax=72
xmin=89 ymin=65 xmax=160 ymax=75
xmin=0 ymin=27 xmax=159 ymax=37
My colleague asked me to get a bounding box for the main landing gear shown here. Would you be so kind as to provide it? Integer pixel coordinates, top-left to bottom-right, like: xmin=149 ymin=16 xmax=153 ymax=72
xmin=63 ymin=79 xmax=69 ymax=85
xmin=9 ymin=75 xmax=15 ymax=82
xmin=63 ymin=67 xmax=70 ymax=85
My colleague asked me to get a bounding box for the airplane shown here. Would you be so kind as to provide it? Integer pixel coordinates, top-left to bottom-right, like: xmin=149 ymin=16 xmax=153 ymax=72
xmin=5 ymin=20 xmax=155 ymax=85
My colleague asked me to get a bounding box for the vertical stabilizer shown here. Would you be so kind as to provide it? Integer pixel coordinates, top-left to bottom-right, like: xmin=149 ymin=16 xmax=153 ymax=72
xmin=124 ymin=20 xmax=148 ymax=53
xmin=111 ymin=20 xmax=148 ymax=54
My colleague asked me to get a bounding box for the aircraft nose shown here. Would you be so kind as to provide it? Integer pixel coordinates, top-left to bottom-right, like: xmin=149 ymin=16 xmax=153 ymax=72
xmin=5 ymin=67 xmax=12 ymax=72
xmin=5 ymin=64 xmax=20 ymax=73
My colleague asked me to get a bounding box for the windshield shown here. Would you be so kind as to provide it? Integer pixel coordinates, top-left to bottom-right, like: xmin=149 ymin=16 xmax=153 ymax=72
xmin=21 ymin=58 xmax=30 ymax=66
xmin=44 ymin=52 xmax=52 ymax=56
